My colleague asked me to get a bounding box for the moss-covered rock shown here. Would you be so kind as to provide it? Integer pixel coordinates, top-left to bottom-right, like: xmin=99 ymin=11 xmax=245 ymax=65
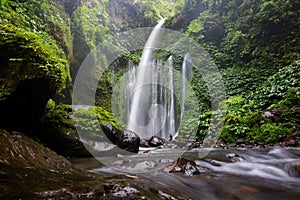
xmin=33 ymin=102 xmax=92 ymax=158
xmin=0 ymin=0 xmax=72 ymax=130
xmin=0 ymin=24 xmax=69 ymax=130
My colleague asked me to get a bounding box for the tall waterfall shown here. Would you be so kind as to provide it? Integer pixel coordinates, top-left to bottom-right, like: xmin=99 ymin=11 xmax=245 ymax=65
xmin=126 ymin=19 xmax=192 ymax=139
xmin=127 ymin=19 xmax=165 ymax=138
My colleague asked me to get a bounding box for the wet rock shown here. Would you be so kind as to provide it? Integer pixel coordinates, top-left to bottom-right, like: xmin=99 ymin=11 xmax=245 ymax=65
xmin=207 ymin=159 xmax=226 ymax=166
xmin=134 ymin=161 xmax=156 ymax=171
xmin=148 ymin=136 xmax=166 ymax=147
xmin=188 ymin=141 xmax=202 ymax=149
xmin=282 ymin=130 xmax=300 ymax=147
xmin=184 ymin=162 xmax=200 ymax=176
xmin=226 ymin=153 xmax=244 ymax=162
xmin=101 ymin=122 xmax=140 ymax=153
xmin=214 ymin=139 xmax=227 ymax=148
xmin=0 ymin=129 xmax=73 ymax=171
xmin=167 ymin=157 xmax=200 ymax=176
xmin=158 ymin=190 xmax=177 ymax=200
xmin=104 ymin=184 xmax=142 ymax=199
xmin=284 ymin=161 xmax=300 ymax=177
xmin=236 ymin=139 xmax=245 ymax=145
xmin=143 ymin=150 xmax=151 ymax=153
xmin=140 ymin=138 xmax=150 ymax=147
xmin=0 ymin=128 xmax=101 ymax=197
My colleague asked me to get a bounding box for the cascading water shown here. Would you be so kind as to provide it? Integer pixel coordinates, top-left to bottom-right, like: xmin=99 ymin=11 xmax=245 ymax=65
xmin=167 ymin=56 xmax=175 ymax=136
xmin=180 ymin=53 xmax=192 ymax=121
xmin=126 ymin=19 xmax=193 ymax=139
xmin=127 ymin=19 xmax=165 ymax=139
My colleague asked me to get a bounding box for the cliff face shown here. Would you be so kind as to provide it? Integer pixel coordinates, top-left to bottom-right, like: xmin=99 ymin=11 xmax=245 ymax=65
xmin=0 ymin=0 xmax=163 ymax=155
xmin=106 ymin=0 xmax=152 ymax=32
xmin=0 ymin=0 xmax=182 ymax=128
xmin=0 ymin=0 xmax=71 ymax=131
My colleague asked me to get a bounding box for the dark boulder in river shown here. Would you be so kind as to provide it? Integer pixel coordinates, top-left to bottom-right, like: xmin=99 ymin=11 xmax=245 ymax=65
xmin=148 ymin=135 xmax=167 ymax=147
xmin=101 ymin=122 xmax=140 ymax=153
xmin=139 ymin=135 xmax=167 ymax=148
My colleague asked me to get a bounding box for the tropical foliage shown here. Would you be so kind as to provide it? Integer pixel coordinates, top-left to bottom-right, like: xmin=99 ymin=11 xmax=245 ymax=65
xmin=182 ymin=0 xmax=300 ymax=143
xmin=0 ymin=0 xmax=299 ymax=145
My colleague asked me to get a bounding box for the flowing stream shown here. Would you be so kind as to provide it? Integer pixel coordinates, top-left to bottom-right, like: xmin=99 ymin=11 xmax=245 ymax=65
xmin=91 ymin=20 xmax=300 ymax=199
xmin=73 ymin=146 xmax=300 ymax=199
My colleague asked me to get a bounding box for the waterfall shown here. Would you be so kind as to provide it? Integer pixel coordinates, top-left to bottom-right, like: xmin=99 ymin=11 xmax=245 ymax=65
xmin=167 ymin=56 xmax=175 ymax=136
xmin=127 ymin=19 xmax=165 ymax=138
xmin=125 ymin=61 xmax=136 ymax=120
xmin=180 ymin=53 xmax=192 ymax=121
xmin=126 ymin=19 xmax=192 ymax=140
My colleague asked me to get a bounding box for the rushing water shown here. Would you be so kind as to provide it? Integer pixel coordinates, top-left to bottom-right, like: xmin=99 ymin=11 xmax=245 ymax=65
xmin=125 ymin=19 xmax=193 ymax=140
xmin=74 ymin=146 xmax=300 ymax=199
xmin=127 ymin=18 xmax=166 ymax=138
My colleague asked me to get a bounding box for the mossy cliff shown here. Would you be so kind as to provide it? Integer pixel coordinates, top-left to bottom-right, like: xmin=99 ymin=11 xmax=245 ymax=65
xmin=0 ymin=0 xmax=71 ymax=130
xmin=0 ymin=0 xmax=165 ymax=157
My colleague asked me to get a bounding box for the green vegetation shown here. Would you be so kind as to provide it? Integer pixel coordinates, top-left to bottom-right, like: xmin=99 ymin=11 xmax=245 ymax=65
xmin=0 ymin=0 xmax=299 ymax=147
xmin=0 ymin=24 xmax=68 ymax=100
xmin=75 ymin=106 xmax=123 ymax=131
xmin=182 ymin=0 xmax=300 ymax=144
xmin=253 ymin=60 xmax=300 ymax=109
xmin=186 ymin=0 xmax=300 ymax=69
xmin=0 ymin=0 xmax=72 ymax=59
xmin=196 ymin=60 xmax=300 ymax=144
xmin=134 ymin=0 xmax=185 ymax=20
xmin=41 ymin=101 xmax=77 ymax=137
xmin=0 ymin=0 xmax=72 ymax=101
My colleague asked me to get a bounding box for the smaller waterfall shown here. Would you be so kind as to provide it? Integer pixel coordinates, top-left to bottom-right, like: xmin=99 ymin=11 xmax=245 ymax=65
xmin=180 ymin=53 xmax=192 ymax=121
xmin=167 ymin=56 xmax=175 ymax=136
xmin=125 ymin=61 xmax=137 ymax=120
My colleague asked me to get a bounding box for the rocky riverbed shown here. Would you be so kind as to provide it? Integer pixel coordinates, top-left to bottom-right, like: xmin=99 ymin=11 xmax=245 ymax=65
xmin=1 ymin=128 xmax=300 ymax=199
xmin=0 ymin=129 xmax=148 ymax=199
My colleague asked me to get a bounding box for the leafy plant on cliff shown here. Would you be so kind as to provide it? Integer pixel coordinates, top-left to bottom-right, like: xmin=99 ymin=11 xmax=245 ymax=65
xmin=186 ymin=0 xmax=300 ymax=69
xmin=134 ymin=0 xmax=185 ymax=20
xmin=0 ymin=0 xmax=72 ymax=59
xmin=252 ymin=60 xmax=300 ymax=109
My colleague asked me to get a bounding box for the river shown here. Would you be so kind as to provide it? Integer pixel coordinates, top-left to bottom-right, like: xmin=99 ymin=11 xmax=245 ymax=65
xmin=72 ymin=146 xmax=300 ymax=199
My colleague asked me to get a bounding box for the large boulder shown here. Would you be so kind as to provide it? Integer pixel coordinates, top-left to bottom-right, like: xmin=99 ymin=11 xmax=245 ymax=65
xmin=0 ymin=129 xmax=73 ymax=171
xmin=0 ymin=128 xmax=147 ymax=199
xmin=101 ymin=122 xmax=140 ymax=153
